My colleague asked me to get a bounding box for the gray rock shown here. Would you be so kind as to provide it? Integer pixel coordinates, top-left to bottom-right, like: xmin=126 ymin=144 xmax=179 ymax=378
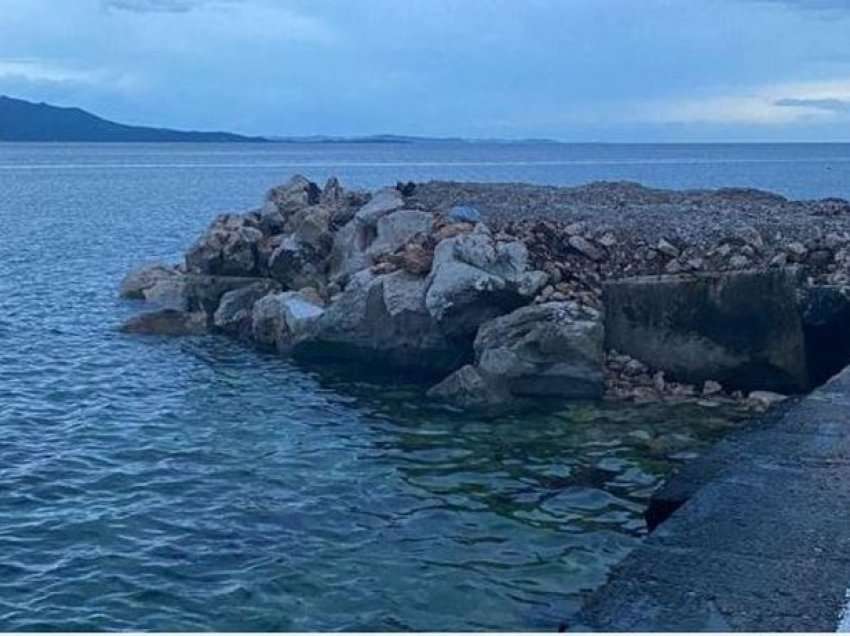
xmin=120 ymin=263 xmax=175 ymax=299
xmin=328 ymin=221 xmax=371 ymax=285
xmin=268 ymin=235 xmax=327 ymax=291
xmin=294 ymin=270 xmax=464 ymax=375
xmin=448 ymin=205 xmax=482 ymax=224
xmin=119 ymin=309 xmax=207 ymax=336
xmin=426 ymin=364 xmax=507 ymax=407
xmin=603 ymin=268 xmax=809 ymax=393
xmin=185 ymin=213 xmax=264 ymax=276
xmin=702 ymin=380 xmax=723 ymax=396
xmin=320 ymin=177 xmax=344 ymax=206
xmin=290 ymin=205 xmax=333 ymax=254
xmin=656 ymin=238 xmax=680 ymax=258
xmin=787 ymin=241 xmax=808 ymax=258
xmin=251 ymin=293 xmax=286 ymax=348
xmin=425 ymin=227 xmax=547 ymax=340
xmin=265 ymin=174 xmax=320 ymax=220
xmin=729 ymin=254 xmax=750 ymax=268
xmin=354 ymin=188 xmax=405 ymax=227
xmin=474 ymin=301 xmax=605 ymax=399
xmin=183 ymin=274 xmax=280 ymax=316
xmin=251 ymin=290 xmax=325 ymax=352
xmin=258 ymin=201 xmax=286 ymax=235
xmin=120 ymin=263 xmax=188 ymax=310
xmin=213 ymin=280 xmax=278 ymax=338
xmin=568 ymin=235 xmax=605 ymax=261
xmin=598 ymin=231 xmax=618 ymax=248
xmin=368 ymin=209 xmax=434 ymax=258
xmin=747 ymin=390 xmax=788 ymax=409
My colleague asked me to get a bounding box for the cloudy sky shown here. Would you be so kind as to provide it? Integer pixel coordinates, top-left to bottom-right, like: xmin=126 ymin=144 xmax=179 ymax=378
xmin=2 ymin=0 xmax=850 ymax=141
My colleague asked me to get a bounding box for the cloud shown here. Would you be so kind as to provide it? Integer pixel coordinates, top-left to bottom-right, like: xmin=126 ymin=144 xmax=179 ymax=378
xmin=746 ymin=0 xmax=850 ymax=9
xmin=0 ymin=58 xmax=100 ymax=84
xmin=774 ymin=97 xmax=850 ymax=112
xmin=102 ymin=0 xmax=211 ymax=13
xmin=740 ymin=0 xmax=850 ymax=18
xmin=634 ymin=78 xmax=850 ymax=126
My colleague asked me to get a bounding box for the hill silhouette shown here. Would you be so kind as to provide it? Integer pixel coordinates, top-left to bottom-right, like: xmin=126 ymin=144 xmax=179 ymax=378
xmin=0 ymin=96 xmax=267 ymax=142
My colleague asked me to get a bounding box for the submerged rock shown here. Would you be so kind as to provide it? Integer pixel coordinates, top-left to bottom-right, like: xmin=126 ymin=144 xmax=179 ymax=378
xmin=427 ymin=364 xmax=506 ymax=407
xmin=120 ymin=263 xmax=188 ymax=310
xmin=119 ymin=309 xmax=207 ymax=336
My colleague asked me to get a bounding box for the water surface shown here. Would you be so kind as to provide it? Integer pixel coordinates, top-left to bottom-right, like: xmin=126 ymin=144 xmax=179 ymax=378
xmin=0 ymin=142 xmax=830 ymax=630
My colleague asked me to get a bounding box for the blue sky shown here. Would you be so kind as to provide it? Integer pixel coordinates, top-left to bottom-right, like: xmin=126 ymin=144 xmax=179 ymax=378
xmin=2 ymin=0 xmax=850 ymax=141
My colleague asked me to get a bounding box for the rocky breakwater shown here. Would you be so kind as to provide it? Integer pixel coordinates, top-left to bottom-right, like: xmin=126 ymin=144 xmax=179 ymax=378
xmin=120 ymin=176 xmax=850 ymax=411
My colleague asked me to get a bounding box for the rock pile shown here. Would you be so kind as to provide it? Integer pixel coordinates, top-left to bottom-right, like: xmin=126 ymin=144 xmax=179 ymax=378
xmin=120 ymin=175 xmax=850 ymax=411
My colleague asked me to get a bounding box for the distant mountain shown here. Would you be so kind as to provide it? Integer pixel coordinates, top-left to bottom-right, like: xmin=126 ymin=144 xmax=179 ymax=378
xmin=269 ymin=133 xmax=561 ymax=144
xmin=0 ymin=95 xmax=562 ymax=144
xmin=0 ymin=96 xmax=267 ymax=142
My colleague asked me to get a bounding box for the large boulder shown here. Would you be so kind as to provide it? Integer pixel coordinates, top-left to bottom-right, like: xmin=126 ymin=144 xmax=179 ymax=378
xmin=183 ymin=274 xmax=280 ymax=316
xmin=290 ymin=205 xmax=334 ymax=252
xmin=327 ymin=220 xmax=371 ymax=286
xmin=268 ymin=236 xmax=327 ymax=291
xmin=425 ymin=225 xmax=548 ymax=341
xmin=368 ymin=209 xmax=434 ymax=259
xmin=603 ymin=268 xmax=808 ymax=392
xmin=120 ymin=263 xmax=188 ymax=310
xmin=185 ymin=213 xmax=264 ymax=276
xmin=474 ymin=301 xmax=604 ymax=398
xmin=265 ymin=205 xmax=336 ymax=290
xmin=327 ymin=209 xmax=435 ymax=285
xmin=293 ymin=270 xmax=465 ymax=376
xmin=427 ymin=364 xmax=507 ymax=408
xmin=119 ymin=309 xmax=207 ymax=336
xmin=427 ymin=301 xmax=605 ymax=407
xmin=264 ymin=174 xmax=320 ymax=222
xmin=251 ymin=291 xmax=326 ymax=352
xmin=354 ymin=188 xmax=405 ymax=227
xmin=213 ymin=280 xmax=279 ymax=338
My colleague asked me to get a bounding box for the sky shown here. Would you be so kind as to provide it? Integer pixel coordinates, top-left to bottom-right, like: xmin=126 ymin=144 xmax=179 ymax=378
xmin=2 ymin=0 xmax=850 ymax=141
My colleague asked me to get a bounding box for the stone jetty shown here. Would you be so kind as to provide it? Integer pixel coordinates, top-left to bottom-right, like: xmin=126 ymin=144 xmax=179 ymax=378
xmin=120 ymin=175 xmax=850 ymax=411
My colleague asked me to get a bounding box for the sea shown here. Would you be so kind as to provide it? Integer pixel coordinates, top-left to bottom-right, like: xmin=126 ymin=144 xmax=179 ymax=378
xmin=0 ymin=142 xmax=847 ymax=631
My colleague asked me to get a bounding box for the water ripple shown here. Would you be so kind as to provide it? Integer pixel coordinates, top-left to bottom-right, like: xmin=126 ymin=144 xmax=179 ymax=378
xmin=0 ymin=143 xmax=760 ymax=630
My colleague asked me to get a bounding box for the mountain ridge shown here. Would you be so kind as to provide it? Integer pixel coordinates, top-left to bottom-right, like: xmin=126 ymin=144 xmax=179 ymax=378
xmin=0 ymin=96 xmax=267 ymax=142
xmin=0 ymin=95 xmax=562 ymax=144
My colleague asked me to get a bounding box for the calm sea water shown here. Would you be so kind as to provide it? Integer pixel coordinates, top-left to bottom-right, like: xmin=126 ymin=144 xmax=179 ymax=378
xmin=0 ymin=142 xmax=843 ymax=631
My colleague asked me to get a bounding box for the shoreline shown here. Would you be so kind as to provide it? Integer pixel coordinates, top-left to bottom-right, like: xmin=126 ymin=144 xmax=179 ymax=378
xmin=119 ymin=175 xmax=850 ymax=412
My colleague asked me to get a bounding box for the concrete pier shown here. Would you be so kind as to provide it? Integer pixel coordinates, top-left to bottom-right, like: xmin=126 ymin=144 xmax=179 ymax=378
xmin=578 ymin=366 xmax=850 ymax=631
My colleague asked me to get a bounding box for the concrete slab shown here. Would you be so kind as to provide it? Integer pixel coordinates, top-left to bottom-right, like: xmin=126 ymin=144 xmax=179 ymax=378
xmin=579 ymin=366 xmax=850 ymax=631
